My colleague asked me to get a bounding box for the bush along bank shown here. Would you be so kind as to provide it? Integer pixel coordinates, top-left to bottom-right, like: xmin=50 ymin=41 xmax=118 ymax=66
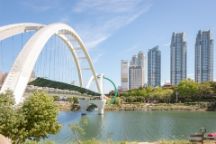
xmin=53 ymin=79 xmax=216 ymax=112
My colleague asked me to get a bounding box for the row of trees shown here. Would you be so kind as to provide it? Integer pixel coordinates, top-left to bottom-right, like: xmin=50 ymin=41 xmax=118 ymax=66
xmin=0 ymin=91 xmax=61 ymax=144
xmin=176 ymin=79 xmax=215 ymax=102
xmin=118 ymin=79 xmax=216 ymax=103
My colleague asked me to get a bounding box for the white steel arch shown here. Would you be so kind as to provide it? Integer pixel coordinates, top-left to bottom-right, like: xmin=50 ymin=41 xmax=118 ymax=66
xmin=0 ymin=23 xmax=101 ymax=104
xmin=0 ymin=23 xmax=43 ymax=41
xmin=0 ymin=23 xmax=83 ymax=87
xmin=86 ymin=74 xmax=104 ymax=99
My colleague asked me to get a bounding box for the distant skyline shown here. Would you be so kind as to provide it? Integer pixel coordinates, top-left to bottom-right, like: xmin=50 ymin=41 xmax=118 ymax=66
xmin=1 ymin=0 xmax=216 ymax=92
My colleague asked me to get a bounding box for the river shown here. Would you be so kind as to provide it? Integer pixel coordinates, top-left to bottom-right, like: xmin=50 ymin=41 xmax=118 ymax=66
xmin=47 ymin=111 xmax=216 ymax=143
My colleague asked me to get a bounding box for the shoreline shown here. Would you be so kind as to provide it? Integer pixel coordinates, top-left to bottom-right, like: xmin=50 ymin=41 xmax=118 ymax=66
xmin=104 ymin=102 xmax=212 ymax=112
xmin=55 ymin=101 xmax=215 ymax=112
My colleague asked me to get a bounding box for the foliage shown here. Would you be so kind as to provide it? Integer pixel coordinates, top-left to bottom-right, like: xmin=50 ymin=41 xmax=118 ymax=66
xmin=70 ymin=116 xmax=88 ymax=144
xmin=66 ymin=96 xmax=74 ymax=103
xmin=198 ymin=82 xmax=213 ymax=97
xmin=122 ymin=87 xmax=173 ymax=103
xmin=160 ymin=140 xmax=190 ymax=144
xmin=120 ymin=79 xmax=216 ymax=103
xmin=0 ymin=91 xmax=61 ymax=144
xmin=176 ymin=79 xmax=199 ymax=102
xmin=112 ymin=97 xmax=122 ymax=106
xmin=176 ymin=79 xmax=215 ymax=102
xmin=53 ymin=95 xmax=60 ymax=101
xmin=22 ymin=91 xmax=61 ymax=141
xmin=0 ymin=90 xmax=15 ymax=106
xmin=150 ymin=88 xmax=173 ymax=103
xmin=0 ymin=92 xmax=27 ymax=144
xmin=24 ymin=140 xmax=54 ymax=144
xmin=80 ymin=138 xmax=100 ymax=144
xmin=73 ymin=97 xmax=79 ymax=104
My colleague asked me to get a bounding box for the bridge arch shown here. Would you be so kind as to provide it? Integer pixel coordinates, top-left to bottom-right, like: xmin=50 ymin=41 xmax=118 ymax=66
xmin=0 ymin=23 xmax=101 ymax=104
xmin=0 ymin=23 xmax=43 ymax=41
xmin=0 ymin=23 xmax=83 ymax=88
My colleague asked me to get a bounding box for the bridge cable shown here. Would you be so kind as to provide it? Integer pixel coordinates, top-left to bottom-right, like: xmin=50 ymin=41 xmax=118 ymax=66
xmin=48 ymin=37 xmax=52 ymax=79
xmin=54 ymin=35 xmax=56 ymax=81
xmin=0 ymin=40 xmax=2 ymax=71
xmin=62 ymin=42 xmax=64 ymax=82
xmin=1 ymin=39 xmax=5 ymax=72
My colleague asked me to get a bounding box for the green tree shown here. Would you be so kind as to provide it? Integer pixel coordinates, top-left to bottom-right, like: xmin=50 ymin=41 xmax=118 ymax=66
xmin=198 ymin=82 xmax=213 ymax=97
xmin=209 ymin=81 xmax=216 ymax=94
xmin=53 ymin=95 xmax=60 ymax=101
xmin=73 ymin=97 xmax=79 ymax=104
xmin=22 ymin=91 xmax=61 ymax=141
xmin=0 ymin=91 xmax=61 ymax=144
xmin=177 ymin=79 xmax=199 ymax=102
xmin=66 ymin=96 xmax=74 ymax=103
xmin=112 ymin=97 xmax=122 ymax=106
xmin=0 ymin=92 xmax=27 ymax=144
xmin=0 ymin=90 xmax=15 ymax=106
xmin=159 ymin=89 xmax=173 ymax=103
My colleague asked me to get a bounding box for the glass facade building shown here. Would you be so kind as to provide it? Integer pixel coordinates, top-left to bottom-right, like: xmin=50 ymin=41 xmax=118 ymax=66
xmin=148 ymin=46 xmax=161 ymax=87
xmin=195 ymin=30 xmax=214 ymax=82
xmin=170 ymin=32 xmax=187 ymax=85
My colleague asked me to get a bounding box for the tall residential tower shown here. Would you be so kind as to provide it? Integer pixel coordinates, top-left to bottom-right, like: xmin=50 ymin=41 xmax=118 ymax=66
xmin=195 ymin=30 xmax=214 ymax=82
xmin=129 ymin=51 xmax=145 ymax=89
xmin=170 ymin=32 xmax=187 ymax=85
xmin=121 ymin=60 xmax=129 ymax=91
xmin=148 ymin=46 xmax=161 ymax=87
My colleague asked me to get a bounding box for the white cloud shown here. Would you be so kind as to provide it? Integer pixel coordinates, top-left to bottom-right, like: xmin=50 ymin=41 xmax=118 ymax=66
xmin=73 ymin=0 xmax=145 ymax=13
xmin=21 ymin=0 xmax=152 ymax=50
xmin=93 ymin=53 xmax=104 ymax=64
xmin=86 ymin=35 xmax=109 ymax=49
xmin=73 ymin=0 xmax=152 ymax=49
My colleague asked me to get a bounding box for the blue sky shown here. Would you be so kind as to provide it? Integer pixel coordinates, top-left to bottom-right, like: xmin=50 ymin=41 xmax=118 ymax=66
xmin=1 ymin=0 xmax=216 ymax=92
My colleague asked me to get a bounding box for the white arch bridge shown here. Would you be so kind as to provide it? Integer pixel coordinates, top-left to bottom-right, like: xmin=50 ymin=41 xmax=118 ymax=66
xmin=0 ymin=23 xmax=109 ymax=114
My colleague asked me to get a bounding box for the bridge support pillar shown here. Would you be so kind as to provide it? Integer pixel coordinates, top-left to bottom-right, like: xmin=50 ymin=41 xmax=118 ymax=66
xmin=97 ymin=99 xmax=106 ymax=115
xmin=79 ymin=99 xmax=89 ymax=115
xmin=79 ymin=98 xmax=106 ymax=115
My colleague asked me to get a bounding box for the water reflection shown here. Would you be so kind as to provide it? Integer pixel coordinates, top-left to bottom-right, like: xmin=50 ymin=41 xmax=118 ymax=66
xmin=48 ymin=111 xmax=216 ymax=143
xmin=81 ymin=114 xmax=104 ymax=140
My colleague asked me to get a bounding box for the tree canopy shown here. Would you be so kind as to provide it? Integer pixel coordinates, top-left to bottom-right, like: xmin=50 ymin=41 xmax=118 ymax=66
xmin=0 ymin=91 xmax=61 ymax=144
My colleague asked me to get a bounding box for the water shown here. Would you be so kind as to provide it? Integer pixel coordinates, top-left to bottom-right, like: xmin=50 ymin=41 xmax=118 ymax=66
xmin=48 ymin=111 xmax=216 ymax=143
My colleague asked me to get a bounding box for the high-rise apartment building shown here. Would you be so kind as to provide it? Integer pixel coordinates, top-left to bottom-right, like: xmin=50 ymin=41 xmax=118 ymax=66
xmin=129 ymin=51 xmax=145 ymax=89
xmin=129 ymin=66 xmax=144 ymax=89
xmin=148 ymin=46 xmax=161 ymax=87
xmin=121 ymin=60 xmax=129 ymax=91
xmin=137 ymin=51 xmax=144 ymax=67
xmin=170 ymin=32 xmax=187 ymax=85
xmin=195 ymin=30 xmax=214 ymax=82
xmin=130 ymin=55 xmax=137 ymax=66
